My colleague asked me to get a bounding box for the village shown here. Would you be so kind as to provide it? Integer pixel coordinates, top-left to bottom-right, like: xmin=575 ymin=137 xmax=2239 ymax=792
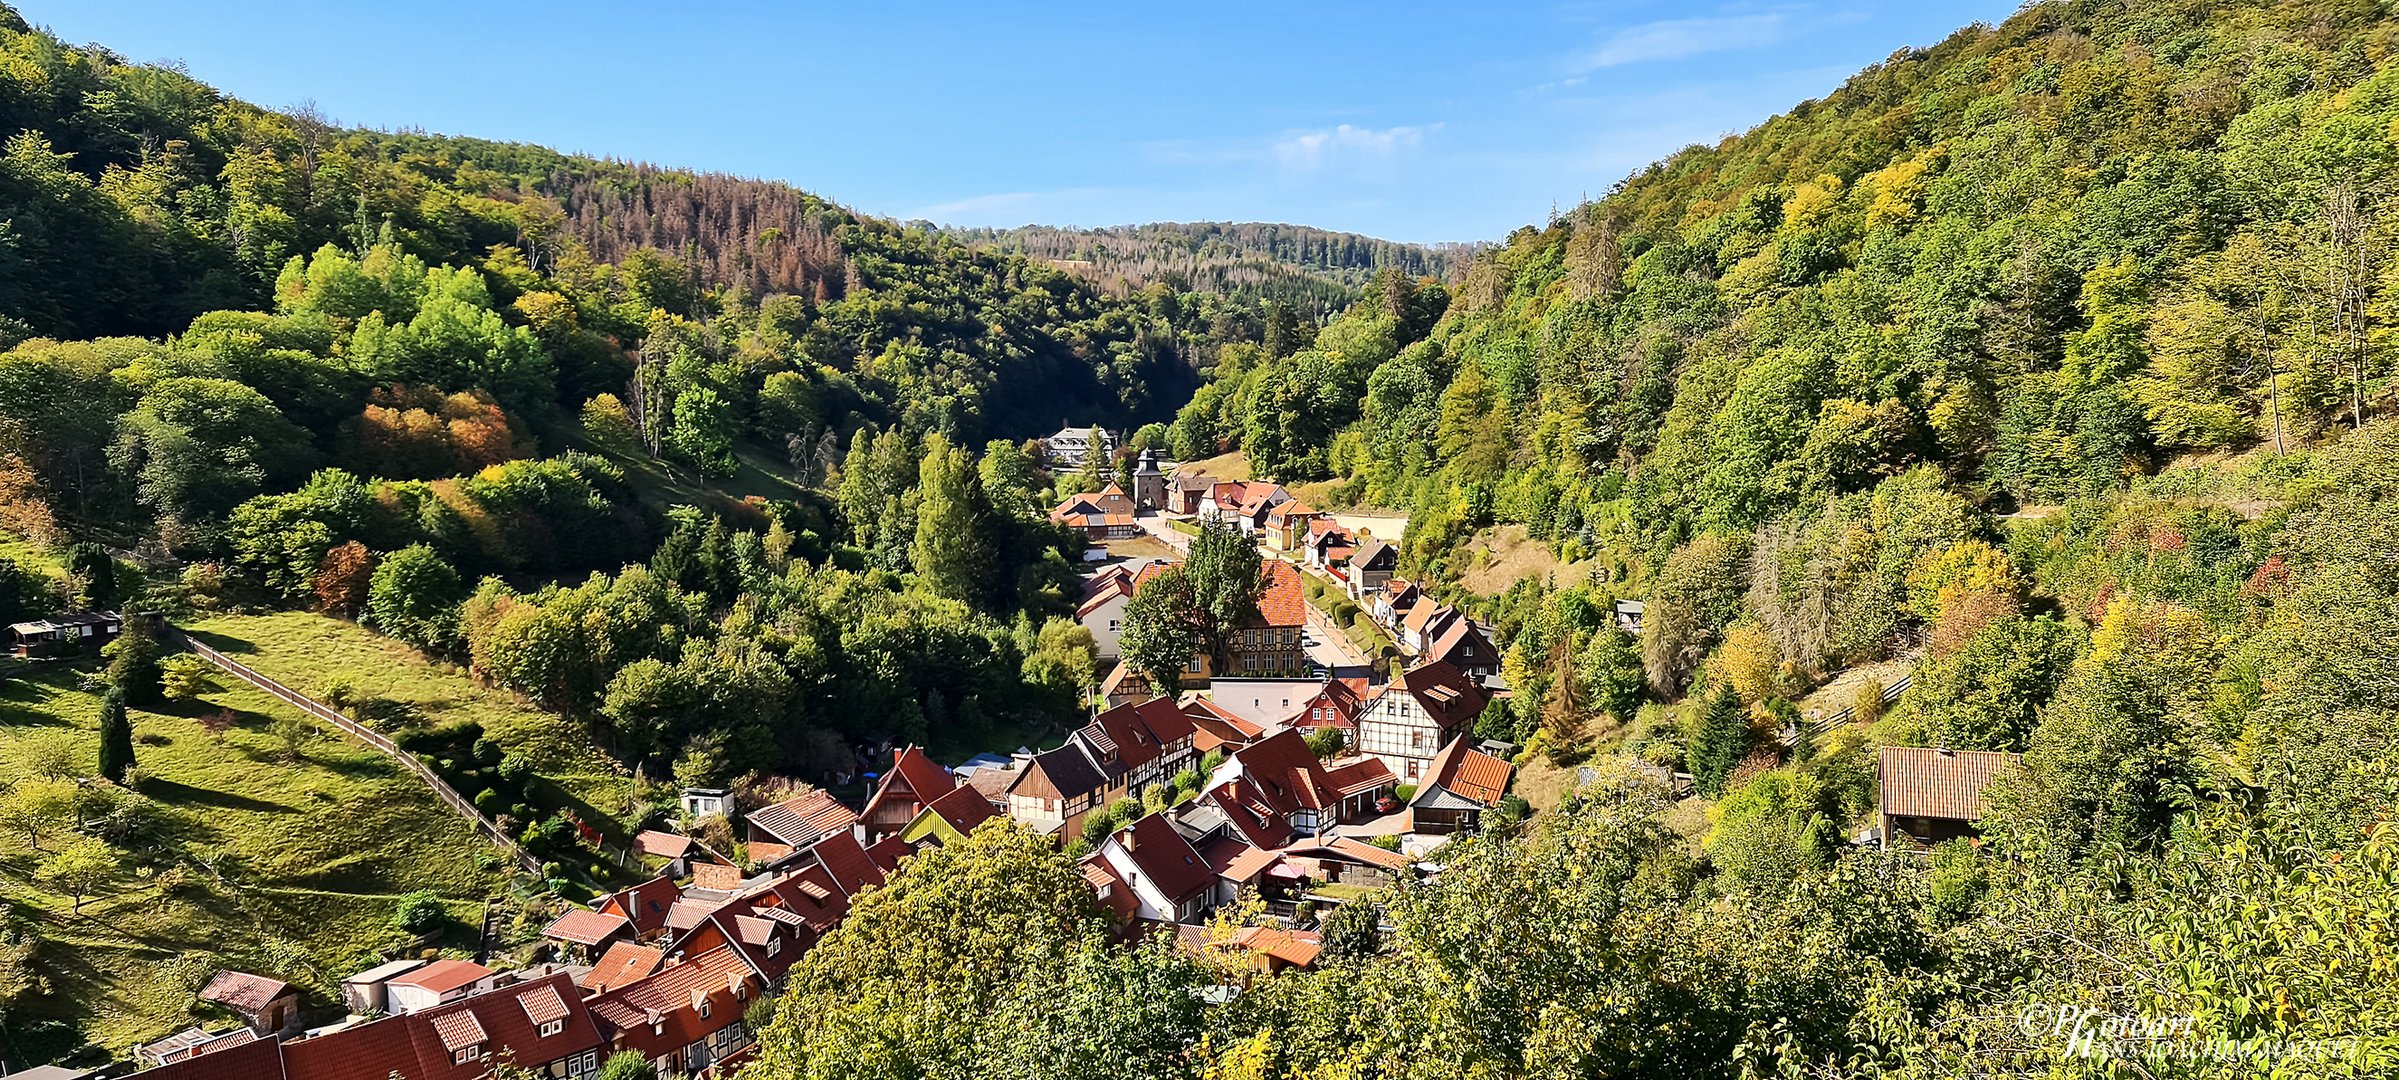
xmin=52 ymin=423 xmax=2025 ymax=1080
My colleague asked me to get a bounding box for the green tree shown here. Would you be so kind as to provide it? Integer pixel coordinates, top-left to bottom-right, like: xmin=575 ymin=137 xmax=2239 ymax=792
xmin=909 ymin=434 xmax=993 ymax=605
xmin=102 ymin=619 xmax=163 ymax=706
xmin=594 ymin=1051 xmax=658 ymax=1080
xmin=95 ymin=687 xmax=134 ymax=784
xmin=36 ymin=835 xmax=117 ymax=913
xmin=668 ymin=386 xmax=738 ymax=477
xmin=1688 ymin=684 xmax=1750 ymax=798
xmin=1119 ymin=567 xmax=1200 ymax=696
xmin=364 ymin=544 xmax=465 ymax=653
xmin=749 ymin=819 xmax=1101 ymax=1080
xmin=1183 ymin=519 xmax=1263 ymax=668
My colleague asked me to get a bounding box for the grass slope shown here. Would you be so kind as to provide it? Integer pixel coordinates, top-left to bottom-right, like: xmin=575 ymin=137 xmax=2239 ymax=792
xmin=178 ymin=612 xmax=637 ymax=835
xmin=0 ymin=667 xmax=504 ymax=1064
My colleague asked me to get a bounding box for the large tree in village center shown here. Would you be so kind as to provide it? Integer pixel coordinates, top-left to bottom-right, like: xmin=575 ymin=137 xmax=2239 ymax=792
xmin=1118 ymin=519 xmax=1263 ymax=694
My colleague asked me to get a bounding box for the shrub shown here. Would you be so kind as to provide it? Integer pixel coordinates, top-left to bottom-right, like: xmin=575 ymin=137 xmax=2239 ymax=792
xmin=391 ymin=890 xmax=449 ymax=936
xmin=474 ymin=788 xmax=504 ymax=816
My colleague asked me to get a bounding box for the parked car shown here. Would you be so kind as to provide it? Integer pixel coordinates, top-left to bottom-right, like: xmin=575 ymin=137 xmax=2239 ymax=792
xmin=1374 ymin=794 xmax=1401 ymax=814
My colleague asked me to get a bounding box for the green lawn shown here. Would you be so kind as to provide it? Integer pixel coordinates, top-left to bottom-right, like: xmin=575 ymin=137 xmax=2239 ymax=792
xmin=0 ymin=665 xmax=506 ymax=1063
xmin=178 ymin=612 xmax=638 ymax=839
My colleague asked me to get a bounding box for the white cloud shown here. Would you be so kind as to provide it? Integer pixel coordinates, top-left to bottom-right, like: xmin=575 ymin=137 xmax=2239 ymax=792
xmin=1575 ymin=13 xmax=1791 ymax=71
xmin=1272 ymin=123 xmax=1440 ymax=171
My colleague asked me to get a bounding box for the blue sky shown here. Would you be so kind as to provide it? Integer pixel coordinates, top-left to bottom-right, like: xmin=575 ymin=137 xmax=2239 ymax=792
xmin=27 ymin=1 xmax=2017 ymax=244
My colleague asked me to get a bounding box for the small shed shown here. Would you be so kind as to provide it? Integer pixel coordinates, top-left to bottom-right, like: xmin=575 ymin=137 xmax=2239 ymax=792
xmin=340 ymin=958 xmax=425 ymax=1016
xmin=1877 ymin=746 xmax=2023 ymax=851
xmin=198 ymin=969 xmax=301 ymax=1036
xmin=8 ymin=611 xmax=122 ymax=658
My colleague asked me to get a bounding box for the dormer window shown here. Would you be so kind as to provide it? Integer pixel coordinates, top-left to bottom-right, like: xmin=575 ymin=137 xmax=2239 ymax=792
xmin=699 ymin=998 xmax=712 ymax=1019
xmin=455 ymin=1046 xmax=484 ymax=1065
xmin=539 ymin=1019 xmax=563 ymax=1038
xmin=765 ymin=935 xmax=782 ymax=957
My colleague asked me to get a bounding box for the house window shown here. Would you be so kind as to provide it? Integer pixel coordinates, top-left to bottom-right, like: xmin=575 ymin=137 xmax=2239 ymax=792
xmin=765 ymin=935 xmax=781 ymax=957
xmin=736 ymin=982 xmax=748 ymax=1000
xmin=568 ymin=1051 xmax=600 ymax=1078
xmin=1108 ymin=620 xmax=1120 ymax=633
xmin=539 ymin=1019 xmax=563 ymax=1038
xmin=699 ymin=999 xmax=712 ymax=1019
xmin=455 ymin=1046 xmax=484 ymax=1065
xmin=1407 ymin=761 xmax=1420 ymax=780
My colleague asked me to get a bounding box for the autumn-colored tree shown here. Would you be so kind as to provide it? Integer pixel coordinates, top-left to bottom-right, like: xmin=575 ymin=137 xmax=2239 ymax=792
xmin=313 ymin=540 xmax=373 ymax=615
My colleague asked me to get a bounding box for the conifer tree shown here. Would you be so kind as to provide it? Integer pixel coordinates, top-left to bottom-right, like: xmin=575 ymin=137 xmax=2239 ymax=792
xmin=97 ymin=687 xmax=134 ymax=785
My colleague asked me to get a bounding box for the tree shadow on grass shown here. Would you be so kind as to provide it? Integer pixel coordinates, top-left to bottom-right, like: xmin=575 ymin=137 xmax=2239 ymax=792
xmin=141 ymin=778 xmax=299 ymax=816
xmin=177 ymin=628 xmax=257 ymax=654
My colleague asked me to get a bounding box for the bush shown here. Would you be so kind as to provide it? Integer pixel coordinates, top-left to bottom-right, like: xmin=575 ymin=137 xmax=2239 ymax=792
xmin=497 ymin=752 xmax=535 ymax=786
xmin=471 ymin=737 xmax=501 ymax=767
xmin=473 ymin=788 xmax=504 ymax=816
xmin=1394 ymin=783 xmax=1416 ymax=803
xmin=391 ymin=890 xmax=450 ymax=936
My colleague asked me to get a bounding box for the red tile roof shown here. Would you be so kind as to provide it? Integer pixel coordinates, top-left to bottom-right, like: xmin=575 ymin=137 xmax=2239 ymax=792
xmin=542 ymin=908 xmax=631 ymax=946
xmin=747 ymin=789 xmax=860 ymax=848
xmin=583 ymin=942 xmax=664 ymax=993
xmin=917 ymin=783 xmax=999 ymax=836
xmin=803 ymin=830 xmax=887 ymax=896
xmin=1203 ymin=778 xmax=1296 ymax=850
xmin=1115 ymin=814 xmax=1215 ymax=905
xmin=745 ymin=840 xmax=796 ymax=866
xmin=280 ymin=972 xmax=603 ymax=1080
xmin=197 ymin=969 xmax=288 ymax=1012
xmin=386 ymin=959 xmax=488 ymax=994
xmin=1232 ymin=926 xmax=1322 ymax=967
xmin=599 ymin=875 xmax=682 ymax=937
xmin=587 ymin=946 xmax=757 ymax=1059
xmin=1879 ymin=747 xmax=2022 ymax=821
xmin=1228 ymin=729 xmax=1388 ymax=816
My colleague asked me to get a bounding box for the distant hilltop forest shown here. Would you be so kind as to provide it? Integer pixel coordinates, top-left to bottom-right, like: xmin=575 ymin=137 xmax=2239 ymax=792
xmin=943 ymin=221 xmax=1471 ymax=312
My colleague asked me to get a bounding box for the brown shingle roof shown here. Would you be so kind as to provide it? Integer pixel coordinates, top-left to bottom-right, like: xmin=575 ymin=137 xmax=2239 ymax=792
xmin=689 ymin=861 xmax=744 ymax=892
xmin=1414 ymin=737 xmax=1513 ymax=808
xmin=747 ymin=789 xmax=859 ymax=848
xmin=386 ymin=959 xmax=488 ymax=994
xmin=197 ymin=969 xmax=288 ymax=1012
xmin=1117 ymin=813 xmax=1215 ymax=904
xmin=1879 ymin=747 xmax=2021 ymax=821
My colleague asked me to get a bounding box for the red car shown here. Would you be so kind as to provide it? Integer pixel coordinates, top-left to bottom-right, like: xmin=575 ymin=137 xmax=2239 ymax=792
xmin=1374 ymin=794 xmax=1401 ymax=815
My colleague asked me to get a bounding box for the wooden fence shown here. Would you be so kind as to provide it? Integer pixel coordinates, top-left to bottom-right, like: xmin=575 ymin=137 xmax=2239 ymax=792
xmin=175 ymin=630 xmax=545 ymax=877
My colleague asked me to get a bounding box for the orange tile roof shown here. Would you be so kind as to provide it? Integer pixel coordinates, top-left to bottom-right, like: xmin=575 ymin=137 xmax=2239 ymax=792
xmin=582 ymin=942 xmax=664 ymax=993
xmin=633 ymin=829 xmax=695 ymax=859
xmin=689 ymin=861 xmax=744 ymax=891
xmin=599 ymin=875 xmax=682 ymax=936
xmin=516 ymin=983 xmax=570 ymax=1025
xmin=1417 ymin=737 xmax=1512 ymax=807
xmin=1232 ymin=926 xmax=1322 ymax=967
xmin=745 ymin=840 xmax=795 ymax=866
xmin=1879 ymin=747 xmax=2021 ymax=821
xmin=542 ymin=908 xmax=631 ymax=946
xmin=427 ymin=1010 xmax=487 ymax=1053
xmin=1246 ymin=560 xmax=1307 ymax=629
xmin=387 ymin=959 xmax=488 ymax=994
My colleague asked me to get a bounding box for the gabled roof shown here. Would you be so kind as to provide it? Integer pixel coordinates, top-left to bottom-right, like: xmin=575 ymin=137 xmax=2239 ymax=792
xmin=598 ymin=875 xmax=682 ymax=937
xmin=1201 ymin=835 xmax=1281 ymax=883
xmin=587 ymin=946 xmax=756 ymax=1053
xmin=1351 ymin=538 xmax=1396 ymax=571
xmin=1323 ymin=756 xmax=1396 ymax=797
xmin=1007 ymin=741 xmax=1109 ymax=801
xmin=386 ymin=959 xmax=488 ymax=994
xmin=747 ymin=789 xmax=860 ymax=848
xmin=280 ymin=972 xmax=602 ymax=1080
xmin=1879 ymin=747 xmax=2022 ymax=821
xmin=1391 ymin=660 xmax=1491 ymax=733
xmin=863 ymin=745 xmax=957 ymax=823
xmin=1402 ymin=598 xmax=1446 ymax=634
xmin=1244 ymin=560 xmax=1307 ymax=629
xmin=1115 ymin=814 xmax=1215 ymax=905
xmin=905 ymin=783 xmax=1000 ymax=843
xmin=1426 ymin=613 xmax=1497 ymax=667
xmin=1227 ymin=729 xmax=1390 ymax=816
xmin=1414 ymin=737 xmax=1513 ymax=809
xmin=1076 ymin=573 xmax=1135 ymax=618
xmin=1288 ymin=835 xmax=1414 ymax=872
xmin=583 ymin=942 xmax=664 ymax=993
xmin=1082 ymin=697 xmax=1195 ymax=773
xmin=1202 ymin=778 xmax=1297 ymax=849
xmin=1231 ymin=926 xmax=1322 ymax=968
xmin=138 ymin=1029 xmax=278 ymax=1080
xmin=542 ymin=907 xmax=632 ymax=946
xmin=633 ymin=829 xmax=696 ymax=859
xmin=1182 ymin=697 xmax=1266 ymax=754
xmin=1265 ymin=501 xmax=1315 ymax=523
xmin=803 ymin=829 xmax=887 ymax=896
xmin=1080 ymin=855 xmax=1142 ymax=922
xmin=197 ymin=969 xmax=288 ymax=1012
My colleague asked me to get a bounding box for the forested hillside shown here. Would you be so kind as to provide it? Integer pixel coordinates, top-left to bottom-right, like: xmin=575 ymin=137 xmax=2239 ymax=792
xmin=740 ymin=3 xmax=2399 ymax=1076
xmin=946 ymin=221 xmax=1466 ymax=312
